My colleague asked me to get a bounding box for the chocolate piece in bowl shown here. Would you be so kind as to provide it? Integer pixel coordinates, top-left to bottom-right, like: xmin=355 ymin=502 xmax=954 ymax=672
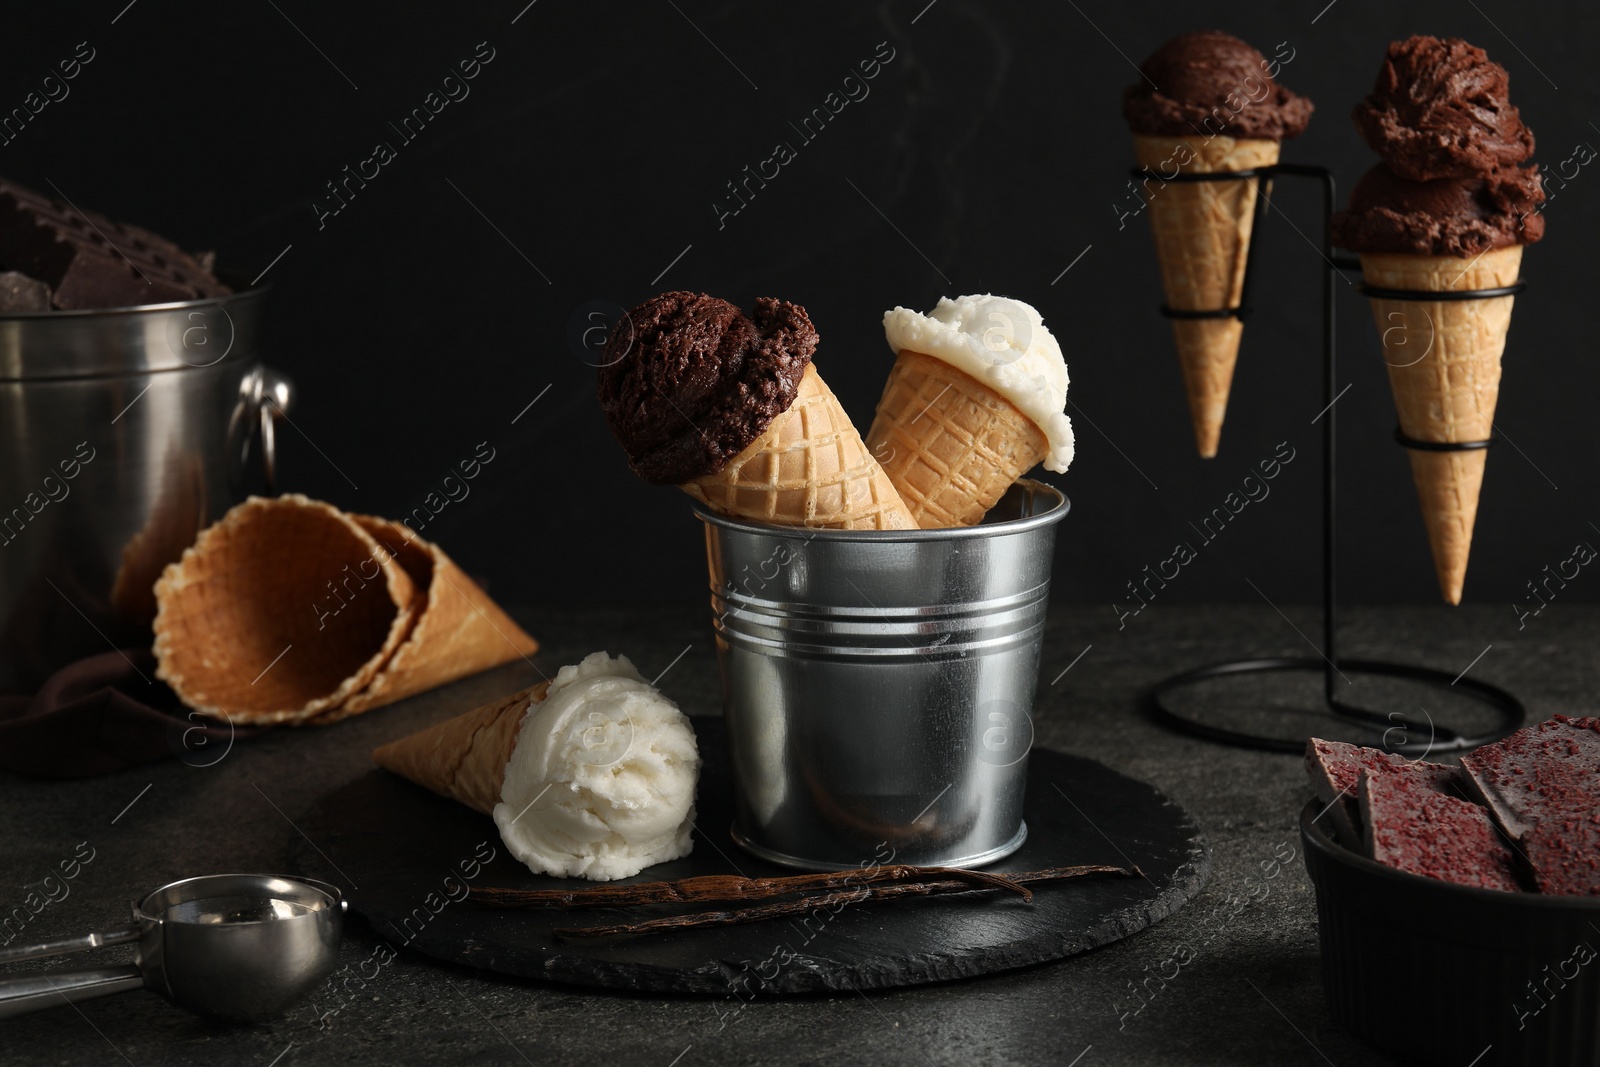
xmin=1358 ymin=769 xmax=1523 ymax=891
xmin=1461 ymin=715 xmax=1600 ymax=895
xmin=1303 ymin=737 xmax=1448 ymax=846
xmin=0 ymin=177 xmax=231 ymax=310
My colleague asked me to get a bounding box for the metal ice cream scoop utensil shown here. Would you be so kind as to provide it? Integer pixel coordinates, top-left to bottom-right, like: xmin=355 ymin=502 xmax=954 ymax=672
xmin=0 ymin=874 xmax=344 ymax=1021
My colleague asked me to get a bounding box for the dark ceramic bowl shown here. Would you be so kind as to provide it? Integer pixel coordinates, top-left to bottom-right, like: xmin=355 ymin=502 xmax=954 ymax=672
xmin=1300 ymin=801 xmax=1600 ymax=1067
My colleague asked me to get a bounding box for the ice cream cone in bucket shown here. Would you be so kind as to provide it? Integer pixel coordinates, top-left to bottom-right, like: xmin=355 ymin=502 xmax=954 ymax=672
xmin=679 ymin=363 xmax=916 ymax=530
xmin=599 ymin=293 xmax=915 ymax=532
xmin=867 ymin=352 xmax=1048 ymax=529
xmin=153 ymin=494 xmax=538 ymax=724
xmin=371 ymin=682 xmax=548 ymax=814
xmin=868 ymin=294 xmax=1074 ymax=529
xmin=1133 ymin=134 xmax=1279 ymax=458
xmin=1361 ymin=246 xmax=1521 ymax=604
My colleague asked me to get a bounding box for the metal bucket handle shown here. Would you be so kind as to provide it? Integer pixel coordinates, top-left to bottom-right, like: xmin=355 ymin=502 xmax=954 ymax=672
xmin=230 ymin=366 xmax=294 ymax=492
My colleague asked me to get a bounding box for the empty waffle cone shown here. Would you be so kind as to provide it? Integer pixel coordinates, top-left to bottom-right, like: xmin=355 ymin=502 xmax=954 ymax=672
xmin=1361 ymin=245 xmax=1522 ymax=605
xmin=681 ymin=363 xmax=916 ymax=530
xmin=153 ymin=495 xmax=418 ymax=724
xmin=312 ymin=515 xmax=540 ymax=723
xmin=372 ymin=682 xmax=549 ymax=814
xmin=865 ymin=350 xmax=1047 ymax=528
xmin=1133 ymin=134 xmax=1280 ymax=458
xmin=153 ymin=495 xmax=539 ymax=724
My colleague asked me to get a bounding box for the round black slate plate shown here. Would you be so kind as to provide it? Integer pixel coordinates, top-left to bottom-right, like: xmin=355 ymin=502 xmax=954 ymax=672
xmin=289 ymin=718 xmax=1210 ymax=996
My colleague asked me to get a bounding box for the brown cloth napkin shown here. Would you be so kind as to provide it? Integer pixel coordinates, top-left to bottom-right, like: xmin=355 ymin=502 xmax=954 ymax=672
xmin=0 ymin=650 xmax=256 ymax=778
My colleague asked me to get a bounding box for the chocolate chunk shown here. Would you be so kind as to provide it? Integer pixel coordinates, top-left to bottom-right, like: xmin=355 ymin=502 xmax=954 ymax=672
xmin=1303 ymin=738 xmax=1462 ymax=847
xmin=1461 ymin=715 xmax=1600 ymax=895
xmin=1360 ymin=769 xmax=1523 ymax=891
xmin=0 ymin=178 xmax=230 ymax=310
xmin=0 ymin=270 xmax=52 ymax=312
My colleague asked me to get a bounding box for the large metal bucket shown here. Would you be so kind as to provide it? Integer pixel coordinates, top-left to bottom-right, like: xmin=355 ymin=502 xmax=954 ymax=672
xmin=699 ymin=481 xmax=1070 ymax=870
xmin=0 ymin=286 xmax=289 ymax=688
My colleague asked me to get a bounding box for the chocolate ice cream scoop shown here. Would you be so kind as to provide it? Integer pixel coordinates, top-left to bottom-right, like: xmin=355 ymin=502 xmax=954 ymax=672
xmin=597 ymin=292 xmax=817 ymax=485
xmin=1123 ymin=30 xmax=1312 ymax=141
xmin=1331 ymin=162 xmax=1545 ymax=256
xmin=1353 ymin=35 xmax=1535 ymax=182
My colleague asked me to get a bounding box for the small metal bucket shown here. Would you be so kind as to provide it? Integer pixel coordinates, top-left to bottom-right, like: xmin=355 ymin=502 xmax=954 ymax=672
xmin=699 ymin=480 xmax=1070 ymax=871
xmin=0 ymin=284 xmax=290 ymax=688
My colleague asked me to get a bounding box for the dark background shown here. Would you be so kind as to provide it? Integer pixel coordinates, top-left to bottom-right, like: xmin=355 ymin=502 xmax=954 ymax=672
xmin=6 ymin=0 xmax=1591 ymax=619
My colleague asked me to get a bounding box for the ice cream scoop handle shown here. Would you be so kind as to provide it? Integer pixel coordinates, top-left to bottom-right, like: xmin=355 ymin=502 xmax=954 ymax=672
xmin=0 ymin=965 xmax=145 ymax=1019
xmin=0 ymin=923 xmax=140 ymax=964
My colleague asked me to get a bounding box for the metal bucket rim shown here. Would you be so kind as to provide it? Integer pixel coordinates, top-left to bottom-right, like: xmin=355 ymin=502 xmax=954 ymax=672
xmin=695 ymin=479 xmax=1070 ymax=542
xmin=0 ymin=280 xmax=268 ymax=322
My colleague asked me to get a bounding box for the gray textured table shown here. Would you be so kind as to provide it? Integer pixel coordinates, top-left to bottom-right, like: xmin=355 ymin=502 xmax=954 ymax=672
xmin=2 ymin=605 xmax=1593 ymax=1067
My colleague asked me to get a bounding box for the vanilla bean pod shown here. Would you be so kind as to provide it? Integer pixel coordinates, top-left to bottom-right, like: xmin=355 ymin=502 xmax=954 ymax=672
xmin=553 ymin=865 xmax=1137 ymax=939
xmin=469 ymin=863 xmax=1028 ymax=909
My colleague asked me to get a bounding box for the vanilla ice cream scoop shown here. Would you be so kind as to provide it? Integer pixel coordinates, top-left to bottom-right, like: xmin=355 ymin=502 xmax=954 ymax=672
xmin=882 ymin=294 xmax=1074 ymax=473
xmin=493 ymin=652 xmax=699 ymax=881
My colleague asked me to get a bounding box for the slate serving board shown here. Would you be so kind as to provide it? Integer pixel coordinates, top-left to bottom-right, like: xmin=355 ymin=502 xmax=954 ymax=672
xmin=289 ymin=718 xmax=1210 ymax=996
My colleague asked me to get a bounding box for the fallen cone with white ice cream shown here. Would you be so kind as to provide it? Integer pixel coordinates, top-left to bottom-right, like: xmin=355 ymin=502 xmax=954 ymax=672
xmin=867 ymin=295 xmax=1074 ymax=528
xmin=1123 ymin=32 xmax=1313 ymax=458
xmin=1331 ymin=36 xmax=1544 ymax=604
xmin=597 ymin=292 xmax=915 ymax=530
xmin=372 ymin=652 xmax=700 ymax=881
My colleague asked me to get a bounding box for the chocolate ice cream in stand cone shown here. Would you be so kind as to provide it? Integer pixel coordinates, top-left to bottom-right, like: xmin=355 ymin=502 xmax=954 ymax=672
xmin=1361 ymin=247 xmax=1521 ymax=604
xmin=1124 ymin=32 xmax=1313 ymax=459
xmin=1132 ymin=134 xmax=1279 ymax=458
xmin=371 ymin=682 xmax=547 ymax=814
xmin=1333 ymin=36 xmax=1545 ymax=604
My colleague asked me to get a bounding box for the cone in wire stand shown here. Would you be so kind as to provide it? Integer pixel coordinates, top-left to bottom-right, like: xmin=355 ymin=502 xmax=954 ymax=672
xmin=597 ymin=291 xmax=915 ymax=530
xmin=153 ymin=494 xmax=418 ymax=724
xmin=1360 ymin=245 xmax=1525 ymax=604
xmin=313 ymin=515 xmax=539 ymax=722
xmin=1132 ymin=134 xmax=1278 ymax=457
xmin=1124 ymin=32 xmax=1314 ymax=457
xmin=1332 ymin=36 xmax=1546 ymax=603
xmin=372 ymin=681 xmax=548 ymax=814
xmin=867 ymin=295 xmax=1074 ymax=528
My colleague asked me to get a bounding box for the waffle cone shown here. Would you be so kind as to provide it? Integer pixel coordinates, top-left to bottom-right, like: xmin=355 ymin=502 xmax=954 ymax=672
xmin=1361 ymin=246 xmax=1523 ymax=605
xmin=153 ymin=496 xmax=538 ymax=724
xmin=312 ymin=516 xmax=539 ymax=722
xmin=152 ymin=495 xmax=418 ymax=724
xmin=371 ymin=681 xmax=549 ymax=815
xmin=1133 ymin=134 xmax=1280 ymax=458
xmin=682 ymin=363 xmax=916 ymax=529
xmin=865 ymin=351 xmax=1047 ymax=528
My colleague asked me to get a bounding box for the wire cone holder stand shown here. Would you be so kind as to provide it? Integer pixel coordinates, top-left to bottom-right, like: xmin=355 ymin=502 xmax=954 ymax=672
xmin=1129 ymin=160 xmax=1525 ymax=755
